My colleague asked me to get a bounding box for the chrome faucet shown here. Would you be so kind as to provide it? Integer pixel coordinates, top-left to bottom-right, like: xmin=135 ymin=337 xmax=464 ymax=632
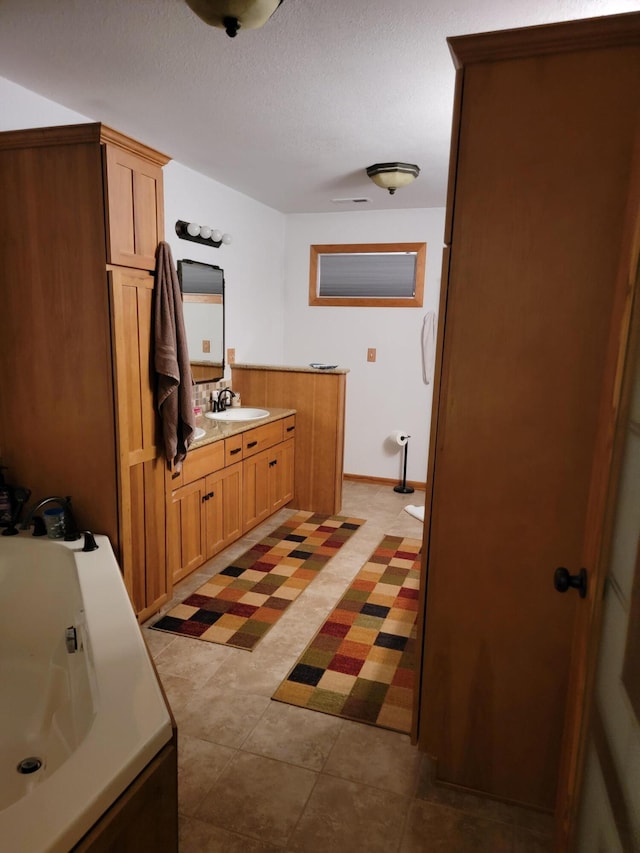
xmin=21 ymin=495 xmax=81 ymax=540
xmin=216 ymin=388 xmax=236 ymax=412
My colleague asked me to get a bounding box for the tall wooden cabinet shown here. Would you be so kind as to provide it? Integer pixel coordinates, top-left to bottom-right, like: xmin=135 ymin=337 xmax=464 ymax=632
xmin=0 ymin=123 xmax=170 ymax=622
xmin=415 ymin=14 xmax=640 ymax=812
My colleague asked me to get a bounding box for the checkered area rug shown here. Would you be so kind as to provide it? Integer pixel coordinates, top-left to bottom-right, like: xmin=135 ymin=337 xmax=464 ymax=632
xmin=150 ymin=511 xmax=365 ymax=651
xmin=272 ymin=534 xmax=421 ymax=733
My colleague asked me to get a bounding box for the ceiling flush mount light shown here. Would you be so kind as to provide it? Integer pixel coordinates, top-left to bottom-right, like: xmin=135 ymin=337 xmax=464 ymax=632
xmin=184 ymin=0 xmax=284 ymax=37
xmin=176 ymin=220 xmax=232 ymax=248
xmin=366 ymin=162 xmax=420 ymax=195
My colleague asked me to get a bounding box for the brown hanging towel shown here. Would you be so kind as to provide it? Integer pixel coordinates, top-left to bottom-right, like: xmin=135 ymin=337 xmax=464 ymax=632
xmin=153 ymin=240 xmax=195 ymax=471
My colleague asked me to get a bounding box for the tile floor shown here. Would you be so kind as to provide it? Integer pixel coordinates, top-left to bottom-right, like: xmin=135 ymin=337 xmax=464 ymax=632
xmin=143 ymin=481 xmax=554 ymax=852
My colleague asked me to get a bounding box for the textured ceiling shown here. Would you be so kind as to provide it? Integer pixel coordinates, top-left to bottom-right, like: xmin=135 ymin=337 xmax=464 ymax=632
xmin=0 ymin=0 xmax=637 ymax=213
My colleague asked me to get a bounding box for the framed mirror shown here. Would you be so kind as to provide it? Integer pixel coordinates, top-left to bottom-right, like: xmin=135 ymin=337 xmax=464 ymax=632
xmin=178 ymin=259 xmax=225 ymax=383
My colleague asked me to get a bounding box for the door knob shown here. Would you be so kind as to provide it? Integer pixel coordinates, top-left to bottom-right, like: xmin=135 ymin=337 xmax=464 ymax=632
xmin=554 ymin=567 xmax=587 ymax=599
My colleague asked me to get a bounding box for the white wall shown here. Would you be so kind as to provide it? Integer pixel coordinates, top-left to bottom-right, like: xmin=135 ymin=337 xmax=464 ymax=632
xmin=162 ymin=162 xmax=286 ymax=371
xmin=283 ymin=209 xmax=445 ymax=485
xmin=0 ymin=77 xmax=89 ymax=129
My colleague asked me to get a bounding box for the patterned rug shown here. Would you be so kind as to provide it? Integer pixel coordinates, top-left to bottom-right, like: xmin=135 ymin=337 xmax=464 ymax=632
xmin=151 ymin=511 xmax=365 ymax=650
xmin=272 ymin=534 xmax=421 ymax=734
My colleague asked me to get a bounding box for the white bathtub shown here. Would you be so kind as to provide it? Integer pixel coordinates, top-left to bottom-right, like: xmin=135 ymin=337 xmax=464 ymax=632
xmin=0 ymin=533 xmax=172 ymax=852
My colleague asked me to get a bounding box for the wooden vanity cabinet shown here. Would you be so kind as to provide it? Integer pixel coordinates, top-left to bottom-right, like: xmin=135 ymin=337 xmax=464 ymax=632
xmin=168 ymin=459 xmax=244 ymax=585
xmin=167 ymin=415 xmax=295 ymax=581
xmin=243 ymin=439 xmax=295 ymax=533
xmin=0 ymin=122 xmax=170 ymax=623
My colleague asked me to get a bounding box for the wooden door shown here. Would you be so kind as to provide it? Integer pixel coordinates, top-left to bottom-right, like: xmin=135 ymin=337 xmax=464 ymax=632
xmin=269 ymin=438 xmax=295 ymax=513
xmin=103 ymin=143 xmax=165 ymax=270
xmin=416 ymin=18 xmax=640 ymax=811
xmin=555 ymin=139 xmax=640 ymax=849
xmin=109 ymin=267 xmax=168 ymax=617
xmin=243 ymin=450 xmax=271 ymax=533
xmin=168 ymin=479 xmax=206 ymax=584
xmin=204 ymin=461 xmax=243 ymax=558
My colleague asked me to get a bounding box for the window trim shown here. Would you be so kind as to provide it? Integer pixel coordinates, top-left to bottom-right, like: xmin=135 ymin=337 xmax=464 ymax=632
xmin=308 ymin=242 xmax=426 ymax=307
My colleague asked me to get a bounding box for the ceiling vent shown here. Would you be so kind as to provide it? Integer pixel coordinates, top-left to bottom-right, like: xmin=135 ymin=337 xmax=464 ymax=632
xmin=331 ymin=198 xmax=371 ymax=205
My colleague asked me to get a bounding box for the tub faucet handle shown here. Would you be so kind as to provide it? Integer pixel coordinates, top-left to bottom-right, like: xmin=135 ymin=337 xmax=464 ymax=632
xmin=81 ymin=531 xmax=98 ymax=552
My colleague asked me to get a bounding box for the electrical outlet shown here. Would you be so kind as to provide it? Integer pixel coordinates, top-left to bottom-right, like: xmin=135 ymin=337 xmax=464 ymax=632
xmin=202 ymin=339 xmax=211 ymax=353
xmin=367 ymin=348 xmax=377 ymax=363
xmin=227 ymin=347 xmax=236 ymax=364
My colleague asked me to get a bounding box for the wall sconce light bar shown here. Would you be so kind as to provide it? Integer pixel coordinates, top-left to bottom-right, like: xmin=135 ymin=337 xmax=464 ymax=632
xmin=175 ymin=220 xmax=232 ymax=248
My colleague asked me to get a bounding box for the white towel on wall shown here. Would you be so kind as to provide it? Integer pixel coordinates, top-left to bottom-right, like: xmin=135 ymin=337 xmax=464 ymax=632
xmin=422 ymin=311 xmax=437 ymax=385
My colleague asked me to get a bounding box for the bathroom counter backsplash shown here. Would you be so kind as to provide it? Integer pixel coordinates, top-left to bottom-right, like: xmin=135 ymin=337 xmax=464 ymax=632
xmin=190 ymin=407 xmax=296 ymax=449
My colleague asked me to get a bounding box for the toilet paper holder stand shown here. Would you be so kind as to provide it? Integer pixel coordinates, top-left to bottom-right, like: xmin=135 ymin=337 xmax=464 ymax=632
xmin=394 ymin=434 xmax=414 ymax=495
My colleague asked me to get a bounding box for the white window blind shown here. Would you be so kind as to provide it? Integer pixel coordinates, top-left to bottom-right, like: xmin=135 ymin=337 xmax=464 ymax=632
xmin=317 ymin=252 xmax=417 ymax=298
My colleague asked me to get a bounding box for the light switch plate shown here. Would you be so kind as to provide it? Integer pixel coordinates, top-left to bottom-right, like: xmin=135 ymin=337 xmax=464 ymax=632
xmin=367 ymin=348 xmax=377 ymax=362
xmin=227 ymin=348 xmax=236 ymax=364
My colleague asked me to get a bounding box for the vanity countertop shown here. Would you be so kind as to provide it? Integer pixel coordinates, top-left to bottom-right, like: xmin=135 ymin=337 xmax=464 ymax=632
xmin=232 ymin=363 xmax=349 ymax=375
xmin=190 ymin=407 xmax=296 ymax=450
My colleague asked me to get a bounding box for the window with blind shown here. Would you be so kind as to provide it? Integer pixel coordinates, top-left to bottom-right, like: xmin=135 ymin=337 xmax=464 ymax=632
xmin=309 ymin=242 xmax=426 ymax=307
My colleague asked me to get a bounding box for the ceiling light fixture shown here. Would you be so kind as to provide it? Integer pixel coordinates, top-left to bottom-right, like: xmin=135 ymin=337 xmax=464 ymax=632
xmin=184 ymin=0 xmax=284 ymax=37
xmin=176 ymin=220 xmax=232 ymax=248
xmin=366 ymin=162 xmax=420 ymax=195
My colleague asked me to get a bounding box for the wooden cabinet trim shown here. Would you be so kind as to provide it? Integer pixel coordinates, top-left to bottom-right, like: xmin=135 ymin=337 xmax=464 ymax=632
xmin=448 ymin=12 xmax=640 ymax=68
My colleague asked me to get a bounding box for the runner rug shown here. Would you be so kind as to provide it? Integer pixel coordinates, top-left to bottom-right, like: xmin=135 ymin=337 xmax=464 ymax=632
xmin=150 ymin=511 xmax=365 ymax=651
xmin=272 ymin=535 xmax=421 ymax=734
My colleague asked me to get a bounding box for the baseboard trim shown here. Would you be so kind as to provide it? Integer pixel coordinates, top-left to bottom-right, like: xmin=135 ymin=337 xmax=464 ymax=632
xmin=344 ymin=473 xmax=426 ymax=491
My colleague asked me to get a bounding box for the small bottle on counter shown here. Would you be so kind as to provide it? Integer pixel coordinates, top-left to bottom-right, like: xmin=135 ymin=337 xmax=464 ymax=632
xmin=231 ymin=393 xmax=241 ymax=407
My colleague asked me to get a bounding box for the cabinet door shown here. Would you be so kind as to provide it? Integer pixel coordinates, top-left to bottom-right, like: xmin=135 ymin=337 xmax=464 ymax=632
xmin=110 ymin=268 xmax=168 ymax=619
xmin=168 ymin=479 xmax=206 ymax=585
xmin=269 ymin=438 xmax=295 ymax=513
xmin=204 ymin=462 xmax=243 ymax=559
xmin=243 ymin=449 xmax=271 ymax=533
xmin=104 ymin=144 xmax=164 ymax=270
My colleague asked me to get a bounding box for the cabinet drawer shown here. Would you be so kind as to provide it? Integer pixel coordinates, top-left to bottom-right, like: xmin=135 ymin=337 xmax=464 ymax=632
xmin=225 ymin=434 xmax=244 ymax=466
xmin=178 ymin=440 xmax=225 ymax=487
xmin=283 ymin=415 xmax=296 ymax=437
xmin=243 ymin=420 xmax=284 ymax=458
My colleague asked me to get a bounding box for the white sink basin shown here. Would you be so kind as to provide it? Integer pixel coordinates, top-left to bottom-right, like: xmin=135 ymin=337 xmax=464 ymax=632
xmin=193 ymin=427 xmax=206 ymax=440
xmin=205 ymin=407 xmax=270 ymax=422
